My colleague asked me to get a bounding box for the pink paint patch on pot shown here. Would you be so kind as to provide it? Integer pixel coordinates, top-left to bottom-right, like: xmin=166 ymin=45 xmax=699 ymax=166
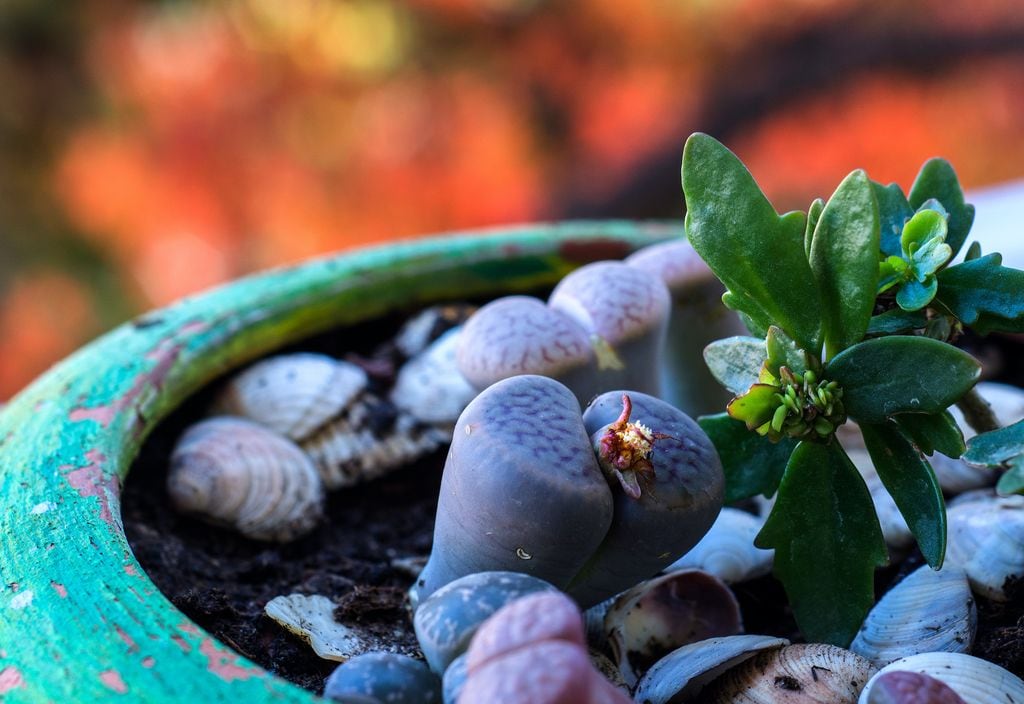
xmin=178 ymin=622 xmax=199 ymax=635
xmin=141 ymin=657 xmax=156 ymax=669
xmin=61 ymin=449 xmax=119 ymax=528
xmin=68 ymin=405 xmax=117 ymax=426
xmin=99 ymin=670 xmax=128 ymax=694
xmin=0 ymin=666 xmax=25 ymax=694
xmin=124 ymin=564 xmax=140 ymax=577
xmin=50 ymin=581 xmax=67 ymax=598
xmin=198 ymin=639 xmax=258 ymax=682
xmin=115 ymin=625 xmax=139 ymax=653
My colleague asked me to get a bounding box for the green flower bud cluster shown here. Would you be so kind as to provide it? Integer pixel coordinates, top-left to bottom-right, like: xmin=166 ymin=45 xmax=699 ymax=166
xmin=767 ymin=368 xmax=845 ymax=442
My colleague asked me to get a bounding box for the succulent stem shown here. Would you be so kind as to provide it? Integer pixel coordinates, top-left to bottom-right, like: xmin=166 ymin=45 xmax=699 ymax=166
xmin=596 ymin=394 xmax=663 ymax=499
xmin=956 ymin=386 xmax=1001 ymax=434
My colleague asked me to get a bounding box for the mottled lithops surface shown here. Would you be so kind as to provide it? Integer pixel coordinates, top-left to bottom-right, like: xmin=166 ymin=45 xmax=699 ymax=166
xmin=863 ymin=671 xmax=967 ymax=704
xmin=858 ymin=652 xmax=1024 ymax=704
xmin=323 ymin=652 xmax=441 ymax=704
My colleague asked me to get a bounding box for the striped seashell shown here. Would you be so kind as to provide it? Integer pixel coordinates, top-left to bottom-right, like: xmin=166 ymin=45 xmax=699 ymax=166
xmin=390 ymin=327 xmax=477 ymax=431
xmin=945 ymin=493 xmax=1024 ymax=601
xmin=666 ymin=507 xmax=773 ymax=583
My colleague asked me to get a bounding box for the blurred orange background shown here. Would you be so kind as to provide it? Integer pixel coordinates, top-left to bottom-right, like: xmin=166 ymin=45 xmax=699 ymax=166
xmin=1 ymin=0 xmax=1023 ymax=398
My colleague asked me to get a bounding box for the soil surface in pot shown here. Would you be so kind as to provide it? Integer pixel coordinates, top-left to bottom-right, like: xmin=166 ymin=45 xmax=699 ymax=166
xmin=122 ymin=309 xmax=1024 ymax=696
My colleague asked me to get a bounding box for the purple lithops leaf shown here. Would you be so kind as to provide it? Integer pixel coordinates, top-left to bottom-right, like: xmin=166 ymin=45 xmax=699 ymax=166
xmin=571 ymin=390 xmax=724 ymax=605
xmin=867 ymin=671 xmax=967 ymax=704
xmin=465 ymin=592 xmax=585 ymax=668
xmin=414 ymin=375 xmax=614 ymax=603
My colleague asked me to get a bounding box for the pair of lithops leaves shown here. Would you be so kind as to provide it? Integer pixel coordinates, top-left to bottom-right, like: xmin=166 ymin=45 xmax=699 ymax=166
xmin=411 ymin=372 xmax=724 ymax=610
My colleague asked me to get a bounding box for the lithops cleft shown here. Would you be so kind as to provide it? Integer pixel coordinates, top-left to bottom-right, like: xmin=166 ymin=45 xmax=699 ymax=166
xmin=167 ymin=417 xmax=324 ymax=542
xmin=457 ymin=261 xmax=671 ymax=405
xmin=414 ymin=376 xmax=723 ymax=609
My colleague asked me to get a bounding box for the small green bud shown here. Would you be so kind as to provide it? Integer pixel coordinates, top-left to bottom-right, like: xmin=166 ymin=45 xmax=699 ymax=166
xmin=771 ymin=405 xmax=788 ymax=433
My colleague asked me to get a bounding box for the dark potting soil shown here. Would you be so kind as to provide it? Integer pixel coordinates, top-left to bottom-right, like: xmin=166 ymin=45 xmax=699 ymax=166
xmin=121 ymin=309 xmax=1024 ymax=696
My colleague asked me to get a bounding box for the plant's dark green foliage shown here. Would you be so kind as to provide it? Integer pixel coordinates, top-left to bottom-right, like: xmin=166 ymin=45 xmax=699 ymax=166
xmin=908 ymin=157 xmax=975 ymax=259
xmin=755 ymin=441 xmax=887 ymax=646
xmin=894 ymin=411 xmax=965 ymax=458
xmin=964 ymin=419 xmax=1024 ymax=467
xmin=937 ymin=253 xmax=1024 ymax=335
xmin=765 ymin=326 xmax=808 ymax=377
xmin=826 ymin=336 xmax=980 ymax=422
xmin=698 ymin=413 xmax=795 ymax=503
xmin=804 ymin=197 xmax=824 ymax=258
xmin=866 ymin=309 xmax=927 ymax=335
xmin=810 ymin=170 xmax=880 ymax=356
xmin=872 ymin=180 xmax=914 ymax=258
xmin=860 ymin=422 xmax=946 ymax=568
xmin=682 ymin=134 xmax=821 ymax=352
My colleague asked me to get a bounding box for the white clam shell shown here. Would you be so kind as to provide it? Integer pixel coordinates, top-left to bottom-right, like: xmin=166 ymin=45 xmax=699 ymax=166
xmin=858 ymin=652 xmax=1024 ymax=704
xmin=167 ymin=417 xmax=324 ymax=542
xmin=301 ymin=398 xmax=447 ymax=490
xmin=390 ymin=327 xmax=477 ymax=429
xmin=945 ymin=494 xmax=1024 ymax=601
xmin=705 ymin=643 xmax=877 ymax=703
xmin=850 ymin=565 xmax=976 ymax=668
xmin=604 ymin=569 xmax=742 ymax=687
xmin=666 ymin=508 xmax=773 ymax=583
xmin=212 ymin=353 xmax=367 ymax=441
xmin=633 ymin=635 xmax=789 ymax=704
xmin=264 ymin=594 xmax=372 ymax=662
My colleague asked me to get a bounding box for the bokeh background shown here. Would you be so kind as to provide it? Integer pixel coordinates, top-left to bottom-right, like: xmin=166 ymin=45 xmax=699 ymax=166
xmin=2 ymin=0 xmax=1024 ymax=398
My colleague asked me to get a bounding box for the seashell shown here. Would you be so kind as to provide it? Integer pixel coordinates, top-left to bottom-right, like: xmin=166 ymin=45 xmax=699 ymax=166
xmin=212 ymin=353 xmax=367 ymax=441
xmin=412 ymin=571 xmax=556 ymax=674
xmin=441 ymin=654 xmax=467 ymax=704
xmin=945 ymin=494 xmax=1024 ymax=601
xmin=858 ymin=652 xmax=1024 ymax=704
xmin=666 ymin=507 xmax=773 ymax=583
xmin=846 ymin=449 xmax=914 ymax=553
xmin=167 ymin=417 xmax=324 ymax=542
xmin=395 ymin=304 xmax=475 ymax=359
xmin=604 ymin=569 xmax=742 ymax=687
xmin=323 ymin=652 xmax=442 ymax=704
xmin=588 ymin=649 xmax=629 ymax=694
xmin=264 ymin=594 xmax=373 ymax=662
xmin=863 ymin=671 xmax=966 ymax=704
xmin=703 ymin=643 xmax=877 ymax=703
xmin=849 ymin=565 xmax=976 ymax=668
xmin=390 ymin=327 xmax=477 ymax=430
xmin=633 ymin=634 xmax=789 ymax=704
xmin=301 ymin=397 xmax=448 ymax=490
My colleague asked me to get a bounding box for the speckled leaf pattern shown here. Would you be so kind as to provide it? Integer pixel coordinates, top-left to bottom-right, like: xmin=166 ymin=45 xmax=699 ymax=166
xmin=860 ymin=421 xmax=947 ymax=568
xmin=809 ymin=169 xmax=880 ymax=356
xmin=682 ymin=133 xmax=821 ymax=353
xmin=703 ymin=336 xmax=765 ymax=395
xmin=826 ymin=336 xmax=981 ymax=423
xmin=937 ymin=253 xmax=1024 ymax=335
xmin=908 ymin=157 xmax=975 ymax=259
xmin=697 ymin=413 xmax=796 ymax=503
xmin=755 ymin=440 xmax=887 ymax=646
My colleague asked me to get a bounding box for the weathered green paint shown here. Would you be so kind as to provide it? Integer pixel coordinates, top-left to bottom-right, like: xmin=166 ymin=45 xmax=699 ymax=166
xmin=0 ymin=222 xmax=675 ymax=702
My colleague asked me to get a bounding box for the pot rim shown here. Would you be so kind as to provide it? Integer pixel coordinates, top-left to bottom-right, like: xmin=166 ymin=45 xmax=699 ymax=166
xmin=0 ymin=221 xmax=676 ymax=702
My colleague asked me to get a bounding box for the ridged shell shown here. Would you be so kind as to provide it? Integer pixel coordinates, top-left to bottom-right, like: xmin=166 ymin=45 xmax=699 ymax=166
xmin=212 ymin=353 xmax=367 ymax=441
xmin=849 ymin=565 xmax=976 ymax=668
xmin=390 ymin=327 xmax=476 ymax=429
xmin=167 ymin=417 xmax=324 ymax=542
xmin=633 ymin=635 xmax=789 ymax=704
xmin=857 ymin=652 xmax=1024 ymax=704
xmin=604 ymin=569 xmax=742 ymax=687
xmin=302 ymin=397 xmax=447 ymax=490
xmin=704 ymin=643 xmax=877 ymax=703
xmin=945 ymin=494 xmax=1024 ymax=601
xmin=666 ymin=508 xmax=773 ymax=583
xmin=395 ymin=304 xmax=474 ymax=359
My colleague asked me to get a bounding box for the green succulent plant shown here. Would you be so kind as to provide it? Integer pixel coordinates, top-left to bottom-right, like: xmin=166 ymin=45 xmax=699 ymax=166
xmin=681 ymin=132 xmax=1024 ymax=646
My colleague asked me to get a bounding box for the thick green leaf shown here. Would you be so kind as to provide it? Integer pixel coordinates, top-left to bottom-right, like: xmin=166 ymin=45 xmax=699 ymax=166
xmin=682 ymin=134 xmax=821 ymax=352
xmin=826 ymin=336 xmax=981 ymax=423
xmin=810 ymin=169 xmax=880 ymax=356
xmin=964 ymin=241 xmax=982 ymax=261
xmin=756 ymin=441 xmax=887 ymax=646
xmin=727 ymin=383 xmax=780 ymax=430
xmin=804 ymin=197 xmax=824 ymax=258
xmin=765 ymin=325 xmax=808 ymax=376
xmin=866 ymin=309 xmax=927 ymax=335
xmin=901 ymin=209 xmax=947 ymax=258
xmin=703 ymin=336 xmax=766 ymax=395
xmin=872 ymin=180 xmax=913 ymax=257
xmin=963 ymin=418 xmax=1024 ymax=466
xmin=936 ymin=254 xmax=1024 ymax=335
xmin=896 ymin=276 xmax=937 ymax=312
xmin=698 ymin=413 xmax=797 ymax=502
xmin=908 ymin=157 xmax=975 ymax=259
xmin=860 ymin=422 xmax=947 ymax=568
xmin=894 ymin=411 xmax=965 ymax=458
xmin=996 ymin=459 xmax=1024 ymax=495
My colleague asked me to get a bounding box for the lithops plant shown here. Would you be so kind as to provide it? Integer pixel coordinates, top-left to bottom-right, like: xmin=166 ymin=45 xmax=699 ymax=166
xmin=167 ymin=416 xmax=324 ymax=542
xmin=861 ymin=671 xmax=966 ymax=704
xmin=323 ymin=652 xmax=441 ymax=704
xmin=413 ymin=376 xmax=723 ymax=608
xmin=945 ymin=493 xmax=1024 ymax=601
xmin=858 ymin=653 xmax=1024 ymax=704
xmin=457 ymin=260 xmax=671 ymax=405
xmin=633 ymin=634 xmax=789 ymax=704
xmin=413 ymin=571 xmax=556 ymax=674
xmin=665 ymin=507 xmax=773 ymax=583
xmin=702 ymin=643 xmax=877 ymax=703
xmin=458 ymin=591 xmax=631 ymax=704
xmin=625 ymin=238 xmax=744 ymax=415
xmin=603 ymin=569 xmax=742 ymax=687
xmin=849 ymin=565 xmax=976 ymax=668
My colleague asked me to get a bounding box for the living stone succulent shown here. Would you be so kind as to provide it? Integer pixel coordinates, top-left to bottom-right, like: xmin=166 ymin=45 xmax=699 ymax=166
xmin=413 ymin=374 xmax=723 ymax=609
xmin=323 ymin=652 xmax=441 ymax=704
